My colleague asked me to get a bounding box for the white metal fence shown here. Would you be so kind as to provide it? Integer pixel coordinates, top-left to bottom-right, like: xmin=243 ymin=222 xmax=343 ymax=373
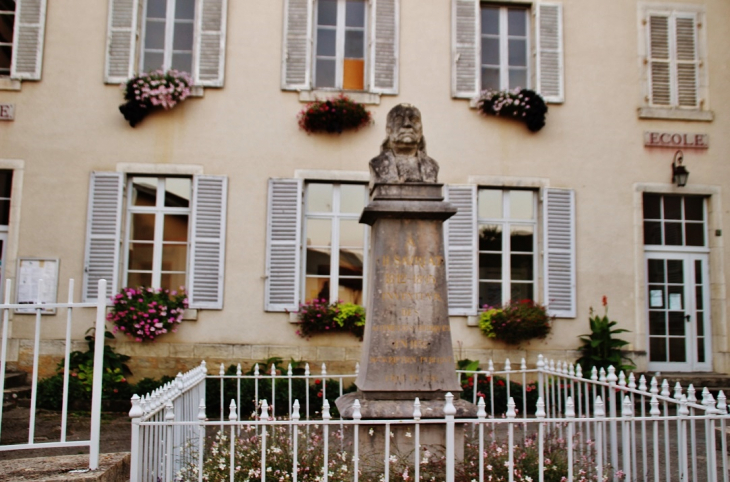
xmin=130 ymin=356 xmax=730 ymax=482
xmin=0 ymin=278 xmax=107 ymax=469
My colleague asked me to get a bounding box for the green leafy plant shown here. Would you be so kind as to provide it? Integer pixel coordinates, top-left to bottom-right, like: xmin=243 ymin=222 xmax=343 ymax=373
xmin=479 ymin=299 xmax=553 ymax=345
xmin=119 ymin=70 xmax=193 ymax=127
xmin=295 ymin=299 xmax=365 ymax=340
xmin=576 ymin=297 xmax=635 ymax=373
xmin=476 ymin=88 xmax=548 ymax=132
xmin=297 ymin=95 xmax=372 ymax=134
xmin=458 ymin=359 xmax=539 ymax=415
xmin=108 ymin=286 xmax=188 ymax=342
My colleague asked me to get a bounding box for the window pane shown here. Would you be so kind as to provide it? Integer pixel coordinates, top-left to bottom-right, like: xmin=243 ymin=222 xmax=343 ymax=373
xmin=649 ymin=310 xmax=666 ymax=335
xmin=0 ymin=11 xmax=13 ymax=44
xmin=163 ymin=214 xmax=188 ymax=241
xmin=162 ymin=244 xmax=187 ymax=272
xmin=508 ymin=39 xmax=527 ymax=66
xmin=340 ymin=220 xmax=364 ymax=247
xmin=648 ymin=285 xmax=664 ymax=308
xmin=478 ymin=253 xmax=502 ymax=280
xmin=306 ymin=248 xmax=331 ymax=275
xmin=697 ymin=310 xmax=704 ymax=333
xmin=0 ymin=200 xmax=9 ymax=225
xmin=684 ymin=197 xmax=703 ymax=221
xmin=643 ymin=194 xmax=661 ymax=219
xmin=306 ymin=219 xmax=331 ymax=246
xmin=695 ymin=259 xmax=702 ymax=284
xmin=317 ymin=0 xmax=337 ymax=26
xmin=345 ymin=0 xmax=365 ymax=27
xmin=664 ymin=222 xmax=682 ymax=245
xmin=510 ymin=226 xmax=533 ymax=252
xmin=164 ymin=178 xmax=191 ymax=207
xmin=343 ymin=59 xmax=364 ymax=90
xmin=510 ymin=283 xmax=533 ymax=302
xmin=315 ymin=58 xmax=336 ymax=88
xmin=345 ymin=30 xmax=364 ymax=59
xmin=510 ymin=190 xmax=533 ymax=220
xmin=128 ymin=272 xmax=153 ymax=288
xmin=508 ymin=69 xmax=527 ymax=90
xmin=173 ymin=21 xmax=194 ymax=50
xmin=160 ymin=272 xmax=186 ymax=291
xmin=143 ymin=52 xmax=164 ymax=73
xmin=146 ymin=0 xmax=167 ymax=18
xmin=340 ymin=185 xmax=365 ymax=213
xmin=133 ymin=178 xmax=158 ymax=206
xmin=697 ymin=337 xmax=705 ymax=363
xmin=171 ymin=53 xmax=192 ymax=73
xmin=685 ymin=223 xmax=704 ymax=246
xmin=0 ymin=46 xmax=10 ymax=74
xmin=478 ymin=189 xmax=502 ymax=219
xmin=129 ymin=243 xmax=154 ymax=270
xmin=668 ymin=311 xmax=685 ymax=336
xmin=481 ymin=68 xmax=500 ymax=90
xmin=667 ymin=260 xmax=683 ymax=284
xmin=478 ymin=224 xmax=502 ymax=251
xmin=0 ymin=1 xmax=15 ymax=12
xmin=338 ymin=279 xmax=363 ymax=304
xmin=317 ymin=28 xmax=336 ymax=56
xmin=305 ymin=277 xmax=330 ymax=303
xmin=648 ymin=259 xmax=665 ymax=283
xmin=145 ymin=20 xmax=166 ymax=49
xmin=649 ymin=337 xmax=666 ymax=362
xmin=511 ymin=254 xmax=533 ymax=280
xmin=175 ymin=0 xmax=196 ymax=20
xmin=668 ymin=338 xmax=686 ymax=362
xmin=643 ymin=221 xmax=662 ymax=245
xmin=507 ymin=9 xmax=527 ymax=36
xmin=479 ymin=282 xmax=501 ymax=308
xmin=481 ymin=7 xmax=499 ymax=35
xmin=663 ymin=196 xmax=681 ymax=220
xmin=131 ymin=214 xmax=156 ymax=241
xmin=307 ymin=184 xmax=333 ymax=212
xmin=339 ymin=249 xmax=363 ymax=276
xmin=0 ymin=170 xmax=13 ymax=199
xmin=481 ymin=37 xmax=500 ymax=66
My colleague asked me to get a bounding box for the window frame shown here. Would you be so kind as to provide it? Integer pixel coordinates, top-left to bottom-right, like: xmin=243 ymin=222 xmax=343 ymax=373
xmin=301 ymin=181 xmax=368 ymax=305
xmin=139 ymin=0 xmax=196 ymax=74
xmin=477 ymin=188 xmax=538 ymax=308
xmin=123 ymin=176 xmax=192 ymax=291
xmin=643 ymin=193 xmax=709 ymax=252
xmin=479 ymin=4 xmax=531 ymax=92
xmin=0 ymin=1 xmax=14 ymax=77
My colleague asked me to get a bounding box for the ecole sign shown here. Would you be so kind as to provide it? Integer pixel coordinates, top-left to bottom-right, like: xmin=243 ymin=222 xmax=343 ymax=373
xmin=644 ymin=131 xmax=708 ymax=149
xmin=0 ymin=104 xmax=14 ymax=121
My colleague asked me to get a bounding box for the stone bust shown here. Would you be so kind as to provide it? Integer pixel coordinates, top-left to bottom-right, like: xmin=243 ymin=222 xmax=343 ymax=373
xmin=369 ymin=104 xmax=439 ymax=190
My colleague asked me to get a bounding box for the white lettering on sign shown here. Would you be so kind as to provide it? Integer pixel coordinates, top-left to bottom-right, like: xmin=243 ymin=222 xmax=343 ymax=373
xmin=644 ymin=131 xmax=708 ymax=149
xmin=0 ymin=104 xmax=14 ymax=121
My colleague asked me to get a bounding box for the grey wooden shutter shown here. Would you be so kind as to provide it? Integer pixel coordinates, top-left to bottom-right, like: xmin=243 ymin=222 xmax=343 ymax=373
xmin=10 ymin=0 xmax=47 ymax=80
xmin=537 ymin=3 xmax=564 ymax=103
xmin=194 ymin=0 xmax=227 ymax=87
xmin=674 ymin=14 xmax=699 ymax=108
xmin=451 ymin=0 xmax=479 ymax=98
xmin=265 ymin=178 xmax=302 ymax=312
xmin=445 ymin=185 xmax=477 ymax=316
xmin=281 ymin=0 xmax=312 ymax=90
xmin=647 ymin=14 xmax=671 ymax=106
xmin=543 ymin=188 xmax=575 ymax=318
xmin=83 ymin=172 xmax=124 ymax=302
xmin=188 ymin=175 xmax=227 ymax=309
xmin=369 ymin=0 xmax=398 ymax=94
xmin=104 ymin=0 xmax=139 ymax=83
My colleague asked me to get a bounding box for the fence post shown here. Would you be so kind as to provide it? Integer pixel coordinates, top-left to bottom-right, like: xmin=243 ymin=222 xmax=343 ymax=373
xmin=165 ymin=402 xmax=175 ymax=482
xmin=0 ymin=279 xmax=12 ymax=442
xmin=649 ymin=395 xmax=660 ymax=482
xmin=594 ymin=395 xmax=605 ymax=482
xmin=89 ymin=279 xmax=107 ymax=470
xmin=229 ymin=400 xmax=238 ymax=482
xmin=197 ymin=398 xmax=206 ymax=482
xmin=606 ymin=366 xmax=618 ymax=480
xmin=293 ymin=400 xmax=301 ymax=482
xmin=507 ymin=397 xmax=516 ymax=482
xmin=414 ymin=398 xmax=422 ymax=482
xmin=536 ymin=355 xmax=545 ymax=415
xmin=566 ymin=397 xmax=575 ymax=482
xmin=353 ymin=400 xmax=361 ymax=482
xmin=129 ymin=395 xmax=143 ymax=482
xmin=621 ymin=395 xmax=633 ymax=482
xmin=536 ymin=397 xmax=545 ymax=482
xmin=703 ymin=390 xmax=718 ymax=482
xmin=477 ymin=397 xmax=486 ymax=482
xmin=444 ymin=393 xmax=456 ymax=482
xmin=322 ymin=399 xmax=331 ymax=482
xmin=717 ymin=391 xmax=728 ymax=482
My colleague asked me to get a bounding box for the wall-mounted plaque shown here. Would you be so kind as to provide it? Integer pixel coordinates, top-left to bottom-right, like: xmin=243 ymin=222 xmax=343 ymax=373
xmin=644 ymin=131 xmax=709 ymax=149
xmin=16 ymin=258 xmax=59 ymax=314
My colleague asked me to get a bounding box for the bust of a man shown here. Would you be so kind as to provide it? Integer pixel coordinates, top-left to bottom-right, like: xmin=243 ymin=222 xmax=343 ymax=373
xmin=369 ymin=104 xmax=439 ymax=189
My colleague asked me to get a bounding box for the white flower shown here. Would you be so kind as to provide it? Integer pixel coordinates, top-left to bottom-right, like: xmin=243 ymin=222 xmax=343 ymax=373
xmin=389 ymin=455 xmax=398 ymax=463
xmin=369 ymin=428 xmax=375 ymax=437
xmin=405 ymin=431 xmax=412 ymax=438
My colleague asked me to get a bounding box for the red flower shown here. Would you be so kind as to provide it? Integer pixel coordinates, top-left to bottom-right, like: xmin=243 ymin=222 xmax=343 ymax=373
xmin=602 ymin=295 xmax=608 ymax=307
xmin=497 ymin=380 xmax=505 ymax=387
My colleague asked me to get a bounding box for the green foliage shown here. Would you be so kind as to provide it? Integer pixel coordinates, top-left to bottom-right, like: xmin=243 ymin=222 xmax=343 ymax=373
xmin=576 ymin=301 xmax=635 ymax=373
xmin=295 ymin=299 xmax=365 ymax=340
xmin=479 ymin=299 xmax=552 ymax=345
xmin=458 ymin=359 xmax=539 ymax=415
xmin=297 ymin=95 xmax=372 ymax=134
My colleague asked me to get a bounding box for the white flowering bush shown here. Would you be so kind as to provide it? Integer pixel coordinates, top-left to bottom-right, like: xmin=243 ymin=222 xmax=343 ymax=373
xmin=119 ymin=70 xmax=193 ymax=127
xmin=476 ymin=88 xmax=548 ymax=132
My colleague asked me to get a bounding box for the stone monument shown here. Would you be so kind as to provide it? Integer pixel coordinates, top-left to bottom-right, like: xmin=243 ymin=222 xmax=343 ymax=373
xmin=336 ymin=104 xmax=474 ymax=423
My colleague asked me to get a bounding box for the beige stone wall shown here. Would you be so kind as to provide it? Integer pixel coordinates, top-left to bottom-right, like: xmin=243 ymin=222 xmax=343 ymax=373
xmin=0 ymin=0 xmax=729 ymax=376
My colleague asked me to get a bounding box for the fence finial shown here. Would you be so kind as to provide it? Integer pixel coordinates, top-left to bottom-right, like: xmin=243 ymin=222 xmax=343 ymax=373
xmin=292 ymin=400 xmax=301 ymax=421
xmin=638 ymin=374 xmax=646 ymax=391
xmin=618 ymin=371 xmax=626 ymax=387
xmin=673 ymin=382 xmax=683 ymax=400
xmin=591 ymin=366 xmax=598 ymax=381
xmin=599 ymin=367 xmax=606 ymax=383
xmin=305 ymin=363 xmax=310 ymax=376
xmin=594 ymin=396 xmax=605 ymax=418
xmin=477 ymin=397 xmax=486 ymax=419
xmin=521 ymin=358 xmax=526 ymax=371
xmin=649 ymin=376 xmax=658 ymax=395
xmin=353 ymin=399 xmax=362 ymax=421
xmin=355 ymin=362 xmax=360 ymax=376
xmin=260 ymin=400 xmax=270 ymax=420
xmin=237 ymin=364 xmax=242 ymax=376
xmin=536 ymin=354 xmax=544 ymax=370
xmin=413 ymin=398 xmax=422 ymax=421
xmin=200 ymin=360 xmax=207 ymax=372
xmin=504 ymin=359 xmax=511 ymax=371
xmin=219 ymin=363 xmax=224 ymax=376
xmin=606 ymin=366 xmax=617 ymax=384
xmin=129 ymin=394 xmax=143 ymax=418
xmin=628 ymin=372 xmax=636 ymax=389
xmin=164 ymin=402 xmax=174 ymax=421
xmin=229 ymin=400 xmax=238 ymax=421
xmin=198 ymin=398 xmax=206 ymax=420
xmin=488 ymin=359 xmax=494 ymax=372
xmin=321 ymin=363 xmax=327 ymax=376
xmin=649 ymin=396 xmax=660 ymax=416
xmin=569 ymin=363 xmax=575 ymax=377
xmin=679 ymin=394 xmax=689 ymax=416
xmin=535 ymin=397 xmax=545 ymax=419
xmin=566 ymin=397 xmax=575 ymax=418
xmin=687 ymin=384 xmax=696 ymax=403
xmin=444 ymin=393 xmax=456 ymax=417
xmin=661 ymin=379 xmax=670 ymax=398
xmin=287 ymin=364 xmax=292 ymax=376
xmin=506 ymin=397 xmax=516 ymax=419
xmin=622 ymin=396 xmax=633 ymax=417
xmin=271 ymin=364 xmax=277 ymax=377
xmin=176 ymin=372 xmax=184 ymax=391
xmin=717 ymin=391 xmax=727 ymax=414
xmin=576 ymin=364 xmax=583 ymax=379
xmin=322 ymin=399 xmax=331 ymax=421
xmin=254 ymin=363 xmax=259 ymax=376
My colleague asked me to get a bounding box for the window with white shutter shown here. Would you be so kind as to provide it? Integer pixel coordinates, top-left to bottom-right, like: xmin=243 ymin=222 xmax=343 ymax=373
xmin=452 ymin=0 xmax=563 ymax=103
xmin=1 ymin=0 xmax=47 ymax=81
xmin=639 ymin=5 xmax=709 ymax=121
xmin=543 ymin=188 xmax=575 ymax=318
xmin=105 ymin=0 xmax=227 ymax=87
xmin=282 ymin=0 xmax=398 ymax=97
xmin=445 ymin=185 xmax=477 ymax=316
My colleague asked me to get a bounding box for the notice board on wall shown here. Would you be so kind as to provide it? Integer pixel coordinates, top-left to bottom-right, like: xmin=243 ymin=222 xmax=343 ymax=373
xmin=16 ymin=258 xmax=59 ymax=314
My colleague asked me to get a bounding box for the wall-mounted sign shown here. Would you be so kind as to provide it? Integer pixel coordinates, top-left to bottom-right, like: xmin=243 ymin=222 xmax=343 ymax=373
xmin=0 ymin=104 xmax=14 ymax=121
xmin=644 ymin=131 xmax=708 ymax=149
xmin=16 ymin=258 xmax=59 ymax=314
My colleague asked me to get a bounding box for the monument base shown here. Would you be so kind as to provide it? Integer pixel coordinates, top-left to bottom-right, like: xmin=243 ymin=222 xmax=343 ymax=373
xmin=355 ymin=423 xmax=467 ymax=464
xmin=336 ymin=392 xmax=477 ymax=419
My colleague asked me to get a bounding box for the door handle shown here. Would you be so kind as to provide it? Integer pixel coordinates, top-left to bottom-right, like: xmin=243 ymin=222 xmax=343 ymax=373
xmin=685 ymin=314 xmax=691 ymax=323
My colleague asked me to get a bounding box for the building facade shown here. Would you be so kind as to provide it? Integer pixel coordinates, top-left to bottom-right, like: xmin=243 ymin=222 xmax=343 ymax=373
xmin=0 ymin=0 xmax=728 ymax=379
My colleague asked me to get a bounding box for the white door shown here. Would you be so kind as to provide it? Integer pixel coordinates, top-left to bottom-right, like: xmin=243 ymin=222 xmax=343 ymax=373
xmin=646 ymin=252 xmax=711 ymax=372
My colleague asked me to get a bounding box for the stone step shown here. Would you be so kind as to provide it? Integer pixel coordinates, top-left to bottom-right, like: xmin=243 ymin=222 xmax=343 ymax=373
xmin=638 ymin=372 xmax=730 ymax=391
xmin=3 ymin=385 xmax=32 ymax=407
xmin=0 ymin=452 xmax=129 ymax=481
xmin=3 ymin=370 xmax=27 ymax=389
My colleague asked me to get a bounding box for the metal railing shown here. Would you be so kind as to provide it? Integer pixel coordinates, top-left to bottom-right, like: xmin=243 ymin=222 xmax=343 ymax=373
xmin=129 ymin=355 xmax=730 ymax=481
xmin=0 ymin=279 xmax=107 ymax=470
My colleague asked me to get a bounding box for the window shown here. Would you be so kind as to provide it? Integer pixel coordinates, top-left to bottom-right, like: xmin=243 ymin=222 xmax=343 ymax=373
xmin=0 ymin=0 xmax=46 ymax=82
xmin=124 ymin=176 xmax=191 ymax=290
xmin=452 ymin=0 xmax=563 ymax=103
xmin=281 ymin=0 xmax=398 ymax=97
xmin=477 ymin=189 xmax=537 ymax=307
xmin=104 ymin=0 xmax=227 ymax=87
xmin=639 ymin=5 xmax=709 ymax=120
xmin=83 ymin=172 xmax=228 ymax=309
xmin=140 ymin=0 xmax=196 ymax=73
xmin=643 ymin=193 xmax=706 ymax=247
xmin=480 ymin=6 xmax=529 ymax=91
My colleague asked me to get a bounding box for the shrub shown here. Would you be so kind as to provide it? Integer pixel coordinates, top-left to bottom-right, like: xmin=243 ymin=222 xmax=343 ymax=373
xmin=576 ymin=297 xmax=635 ymax=373
xmin=295 ymin=299 xmax=365 ymax=340
xmin=479 ymin=299 xmax=553 ymax=345
xmin=476 ymin=88 xmax=548 ymax=132
xmin=108 ymin=286 xmax=188 ymax=342
xmin=297 ymin=95 xmax=372 ymax=134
